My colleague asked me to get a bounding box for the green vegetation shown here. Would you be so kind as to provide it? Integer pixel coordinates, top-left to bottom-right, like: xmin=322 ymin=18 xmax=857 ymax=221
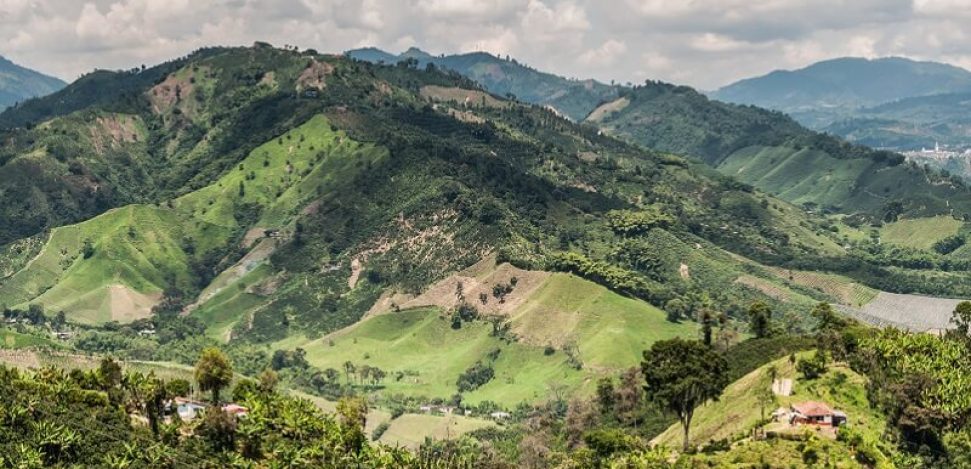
xmin=880 ymin=216 xmax=964 ymax=250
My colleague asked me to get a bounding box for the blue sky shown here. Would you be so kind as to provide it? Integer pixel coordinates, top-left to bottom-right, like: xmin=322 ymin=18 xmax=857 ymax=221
xmin=2 ymin=0 xmax=969 ymax=89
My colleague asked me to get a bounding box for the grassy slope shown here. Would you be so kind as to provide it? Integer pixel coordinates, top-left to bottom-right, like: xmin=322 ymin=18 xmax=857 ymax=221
xmin=879 ymin=216 xmax=964 ymax=250
xmin=295 ymin=274 xmax=698 ymax=406
xmin=654 ymin=352 xmax=892 ymax=465
xmin=0 ymin=114 xmax=373 ymax=325
xmin=0 ymin=205 xmax=220 ymax=323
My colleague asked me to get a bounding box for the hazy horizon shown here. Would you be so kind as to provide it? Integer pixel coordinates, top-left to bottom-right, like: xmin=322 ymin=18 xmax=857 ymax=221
xmin=2 ymin=0 xmax=970 ymax=90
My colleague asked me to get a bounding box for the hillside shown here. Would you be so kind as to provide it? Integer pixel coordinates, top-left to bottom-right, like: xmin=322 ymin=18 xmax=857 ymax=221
xmin=823 ymin=92 xmax=971 ymax=151
xmin=0 ymin=55 xmax=65 ymax=110
xmin=347 ymin=47 xmax=620 ymax=121
xmin=712 ymin=57 xmax=971 ymax=115
xmin=653 ymin=351 xmax=895 ymax=467
xmin=586 ymin=82 xmax=971 ymax=218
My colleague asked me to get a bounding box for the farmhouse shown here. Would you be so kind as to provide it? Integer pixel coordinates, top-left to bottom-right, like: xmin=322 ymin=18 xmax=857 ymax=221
xmin=789 ymin=401 xmax=847 ymax=427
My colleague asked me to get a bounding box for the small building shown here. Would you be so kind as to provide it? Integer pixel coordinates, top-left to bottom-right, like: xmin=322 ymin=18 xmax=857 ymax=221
xmin=438 ymin=406 xmax=455 ymax=415
xmin=223 ymin=404 xmax=249 ymax=418
xmin=419 ymin=405 xmax=434 ymax=413
xmin=490 ymin=411 xmax=511 ymax=420
xmin=137 ymin=328 xmax=156 ymax=337
xmin=789 ymin=401 xmax=847 ymax=427
xmin=53 ymin=331 xmax=74 ymax=340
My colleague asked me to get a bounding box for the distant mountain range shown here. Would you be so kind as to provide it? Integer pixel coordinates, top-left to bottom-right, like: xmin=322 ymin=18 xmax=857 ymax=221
xmin=712 ymin=57 xmax=971 ymax=150
xmin=0 ymin=55 xmax=66 ymax=110
xmin=346 ymin=47 xmax=619 ymax=121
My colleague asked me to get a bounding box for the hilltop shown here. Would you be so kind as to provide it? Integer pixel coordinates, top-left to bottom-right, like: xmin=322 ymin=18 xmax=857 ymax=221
xmin=346 ymin=46 xmax=620 ymax=121
xmin=0 ymin=55 xmax=65 ymax=110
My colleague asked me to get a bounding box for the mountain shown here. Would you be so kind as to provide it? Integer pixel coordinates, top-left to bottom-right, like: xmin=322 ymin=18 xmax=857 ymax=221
xmin=2 ymin=44 xmax=971 ymax=467
xmin=823 ymin=92 xmax=971 ymax=150
xmin=712 ymin=57 xmax=971 ymax=150
xmin=585 ymin=81 xmax=971 ymax=218
xmin=712 ymin=57 xmax=971 ymax=115
xmin=0 ymin=45 xmax=857 ymax=339
xmin=0 ymin=55 xmax=66 ymax=109
xmin=346 ymin=46 xmax=620 ymax=121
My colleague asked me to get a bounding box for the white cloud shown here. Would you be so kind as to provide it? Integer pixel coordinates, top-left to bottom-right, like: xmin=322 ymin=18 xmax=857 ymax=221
xmin=0 ymin=0 xmax=966 ymax=89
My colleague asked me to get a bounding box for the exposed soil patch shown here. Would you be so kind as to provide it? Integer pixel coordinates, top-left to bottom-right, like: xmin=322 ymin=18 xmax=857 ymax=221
xmin=395 ymin=259 xmax=550 ymax=317
xmin=147 ymin=70 xmax=197 ymax=115
xmin=108 ymin=284 xmax=162 ymax=323
xmin=89 ymin=115 xmax=141 ymax=154
xmin=296 ymin=60 xmax=335 ymax=92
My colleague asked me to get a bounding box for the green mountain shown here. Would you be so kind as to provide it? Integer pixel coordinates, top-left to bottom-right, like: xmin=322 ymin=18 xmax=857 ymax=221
xmin=586 ymin=82 xmax=971 ymax=218
xmin=712 ymin=57 xmax=971 ymax=115
xmin=4 ymin=44 xmax=971 ymax=420
xmin=0 ymin=55 xmax=65 ymax=110
xmin=346 ymin=47 xmax=620 ymax=121
xmin=712 ymin=57 xmax=971 ymax=150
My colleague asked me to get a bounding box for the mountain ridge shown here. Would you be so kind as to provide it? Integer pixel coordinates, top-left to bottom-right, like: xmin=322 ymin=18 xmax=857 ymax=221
xmin=0 ymin=54 xmax=66 ymax=110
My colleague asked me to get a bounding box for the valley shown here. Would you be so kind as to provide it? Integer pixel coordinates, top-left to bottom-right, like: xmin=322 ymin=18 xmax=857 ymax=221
xmin=1 ymin=42 xmax=970 ymax=467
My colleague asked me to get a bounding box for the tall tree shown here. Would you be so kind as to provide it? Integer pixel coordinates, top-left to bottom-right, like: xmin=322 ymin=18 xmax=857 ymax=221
xmin=195 ymin=347 xmax=234 ymax=404
xmin=641 ymin=338 xmax=729 ymax=452
xmin=748 ymin=301 xmax=772 ymax=339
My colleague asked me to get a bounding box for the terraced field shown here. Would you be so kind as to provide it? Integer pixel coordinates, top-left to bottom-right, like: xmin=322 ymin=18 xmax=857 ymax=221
xmin=836 ymin=292 xmax=964 ymax=331
xmin=764 ymin=267 xmax=877 ymax=307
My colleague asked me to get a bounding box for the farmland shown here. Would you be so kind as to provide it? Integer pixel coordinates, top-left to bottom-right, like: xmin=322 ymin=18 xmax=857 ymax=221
xmin=836 ymin=291 xmax=964 ymax=331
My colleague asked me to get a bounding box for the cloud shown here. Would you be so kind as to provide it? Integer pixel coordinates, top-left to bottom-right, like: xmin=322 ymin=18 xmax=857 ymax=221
xmin=0 ymin=0 xmax=967 ymax=90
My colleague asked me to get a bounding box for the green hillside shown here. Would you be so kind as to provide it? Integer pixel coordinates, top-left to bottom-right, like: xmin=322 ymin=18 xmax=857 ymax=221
xmin=287 ymin=272 xmax=699 ymax=406
xmin=587 ymin=82 xmax=971 ymax=220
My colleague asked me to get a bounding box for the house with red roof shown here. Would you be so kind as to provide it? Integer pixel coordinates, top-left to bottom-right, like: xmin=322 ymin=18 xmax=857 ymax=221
xmin=789 ymin=401 xmax=847 ymax=427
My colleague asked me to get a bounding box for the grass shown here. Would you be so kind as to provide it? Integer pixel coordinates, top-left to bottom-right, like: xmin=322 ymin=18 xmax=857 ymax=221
xmin=879 ymin=215 xmax=964 ymax=250
xmin=507 ymin=273 xmax=698 ymax=368
xmin=378 ymin=413 xmax=496 ymax=448
xmin=0 ymin=205 xmax=221 ymax=323
xmin=292 ymin=273 xmax=699 ymax=406
xmin=718 ymin=146 xmax=876 ymax=210
xmin=0 ymin=328 xmax=61 ymax=349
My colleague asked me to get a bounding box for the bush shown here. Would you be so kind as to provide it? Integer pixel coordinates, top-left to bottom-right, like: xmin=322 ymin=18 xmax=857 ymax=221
xmin=456 ymin=362 xmax=494 ymax=392
xmin=796 ymin=350 xmax=828 ymax=380
xmin=371 ymin=422 xmax=390 ymax=441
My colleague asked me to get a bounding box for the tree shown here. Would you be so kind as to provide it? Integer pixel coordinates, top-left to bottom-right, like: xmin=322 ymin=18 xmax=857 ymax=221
xmin=664 ymin=298 xmax=687 ymax=322
xmin=748 ymin=301 xmax=772 ymax=339
xmin=811 ymin=302 xmax=847 ymax=334
xmin=343 ymin=361 xmax=356 ymax=385
xmin=258 ymin=369 xmax=278 ymax=393
xmin=796 ymin=350 xmax=828 ymax=380
xmin=195 ymin=347 xmax=233 ymax=404
xmin=337 ymin=396 xmax=368 ymax=454
xmin=596 ymin=377 xmax=615 ymax=415
xmin=641 ymin=338 xmax=729 ymax=452
xmin=699 ymin=308 xmax=715 ymax=346
xmin=949 ymin=301 xmax=971 ymax=345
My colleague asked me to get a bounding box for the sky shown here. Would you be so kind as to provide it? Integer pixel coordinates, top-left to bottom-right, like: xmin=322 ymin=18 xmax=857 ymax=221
xmin=1 ymin=0 xmax=970 ymax=90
